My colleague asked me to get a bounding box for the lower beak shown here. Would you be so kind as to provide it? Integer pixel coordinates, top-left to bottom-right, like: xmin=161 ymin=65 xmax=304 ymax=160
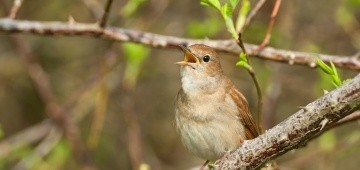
xmin=175 ymin=45 xmax=199 ymax=66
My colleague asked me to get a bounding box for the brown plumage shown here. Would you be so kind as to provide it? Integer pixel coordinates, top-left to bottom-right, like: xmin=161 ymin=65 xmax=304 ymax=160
xmin=175 ymin=44 xmax=259 ymax=163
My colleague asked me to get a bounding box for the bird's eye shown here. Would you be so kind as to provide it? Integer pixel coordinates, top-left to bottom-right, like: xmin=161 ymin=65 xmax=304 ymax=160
xmin=203 ymin=55 xmax=210 ymax=62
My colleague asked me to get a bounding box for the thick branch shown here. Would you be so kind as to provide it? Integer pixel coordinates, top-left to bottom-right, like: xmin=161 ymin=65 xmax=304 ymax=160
xmin=0 ymin=19 xmax=359 ymax=70
xmin=215 ymin=74 xmax=360 ymax=169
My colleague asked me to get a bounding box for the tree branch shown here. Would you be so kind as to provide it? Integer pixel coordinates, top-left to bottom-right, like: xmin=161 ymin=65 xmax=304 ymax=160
xmin=99 ymin=0 xmax=114 ymax=28
xmin=244 ymin=0 xmax=267 ymax=31
xmin=215 ymin=73 xmax=360 ymax=169
xmin=0 ymin=19 xmax=359 ymax=70
xmin=331 ymin=110 xmax=360 ymax=128
xmin=8 ymin=0 xmax=24 ymax=19
xmin=255 ymin=0 xmax=282 ymax=50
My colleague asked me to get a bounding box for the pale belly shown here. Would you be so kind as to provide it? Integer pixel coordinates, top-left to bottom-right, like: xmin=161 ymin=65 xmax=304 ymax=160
xmin=175 ymin=114 xmax=244 ymax=161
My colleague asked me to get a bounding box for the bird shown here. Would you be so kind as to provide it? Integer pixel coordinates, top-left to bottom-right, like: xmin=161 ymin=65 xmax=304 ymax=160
xmin=174 ymin=44 xmax=259 ymax=168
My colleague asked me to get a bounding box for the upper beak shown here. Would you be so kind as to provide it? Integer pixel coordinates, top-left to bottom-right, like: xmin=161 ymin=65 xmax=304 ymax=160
xmin=175 ymin=45 xmax=199 ymax=66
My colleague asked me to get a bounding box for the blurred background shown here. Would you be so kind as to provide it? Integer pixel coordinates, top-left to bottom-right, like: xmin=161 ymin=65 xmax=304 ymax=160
xmin=0 ymin=0 xmax=359 ymax=169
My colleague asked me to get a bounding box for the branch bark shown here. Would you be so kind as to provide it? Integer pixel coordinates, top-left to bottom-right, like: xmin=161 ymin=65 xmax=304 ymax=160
xmin=215 ymin=74 xmax=360 ymax=169
xmin=0 ymin=19 xmax=359 ymax=70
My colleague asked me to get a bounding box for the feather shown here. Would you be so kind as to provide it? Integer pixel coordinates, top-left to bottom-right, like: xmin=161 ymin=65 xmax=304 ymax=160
xmin=228 ymin=86 xmax=259 ymax=139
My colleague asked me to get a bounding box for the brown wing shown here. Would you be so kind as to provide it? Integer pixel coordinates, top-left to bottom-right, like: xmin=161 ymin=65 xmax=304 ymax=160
xmin=228 ymin=86 xmax=259 ymax=139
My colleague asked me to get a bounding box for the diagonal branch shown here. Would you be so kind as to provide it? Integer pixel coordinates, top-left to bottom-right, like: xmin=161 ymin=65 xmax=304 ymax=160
xmin=331 ymin=110 xmax=360 ymax=128
xmin=255 ymin=0 xmax=282 ymax=50
xmin=244 ymin=0 xmax=267 ymax=29
xmin=8 ymin=0 xmax=24 ymax=19
xmin=215 ymin=73 xmax=360 ymax=169
xmin=0 ymin=19 xmax=359 ymax=70
xmin=99 ymin=0 xmax=114 ymax=28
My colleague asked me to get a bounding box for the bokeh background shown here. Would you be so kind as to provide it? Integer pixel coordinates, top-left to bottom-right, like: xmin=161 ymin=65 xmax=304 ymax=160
xmin=0 ymin=0 xmax=359 ymax=169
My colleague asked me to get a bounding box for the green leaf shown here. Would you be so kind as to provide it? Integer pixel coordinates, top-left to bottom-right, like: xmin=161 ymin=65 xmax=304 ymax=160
xmin=236 ymin=0 xmax=250 ymax=32
xmin=317 ymin=58 xmax=344 ymax=88
xmin=316 ymin=58 xmax=334 ymax=75
xmin=122 ymin=43 xmax=149 ymax=63
xmin=331 ymin=75 xmax=342 ymax=87
xmin=239 ymin=52 xmax=248 ymax=62
xmin=342 ymin=78 xmax=351 ymax=84
xmin=236 ymin=60 xmax=251 ymax=70
xmin=220 ymin=4 xmax=237 ymax=39
xmin=236 ymin=52 xmax=252 ymax=70
xmin=200 ymin=0 xmax=238 ymax=39
xmin=224 ymin=17 xmax=238 ymax=39
xmin=240 ymin=0 xmax=250 ymax=16
xmin=121 ymin=0 xmax=148 ymax=17
xmin=221 ymin=3 xmax=233 ymax=18
xmin=330 ymin=61 xmax=342 ymax=87
xmin=122 ymin=43 xmax=150 ymax=87
xmin=229 ymin=0 xmax=240 ymax=9
xmin=330 ymin=61 xmax=339 ymax=79
xmin=200 ymin=0 xmax=221 ymax=10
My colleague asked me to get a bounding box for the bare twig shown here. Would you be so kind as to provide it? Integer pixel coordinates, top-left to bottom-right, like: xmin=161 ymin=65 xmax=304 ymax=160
xmin=331 ymin=110 xmax=360 ymax=128
xmin=255 ymin=0 xmax=282 ymax=51
xmin=8 ymin=0 xmax=24 ymax=19
xmin=99 ymin=0 xmax=114 ymax=28
xmin=1 ymin=19 xmax=358 ymax=70
xmin=215 ymin=73 xmax=360 ymax=169
xmin=244 ymin=0 xmax=267 ymax=30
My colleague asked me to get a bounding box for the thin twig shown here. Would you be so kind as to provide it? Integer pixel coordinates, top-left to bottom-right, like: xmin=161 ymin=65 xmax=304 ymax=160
xmin=8 ymin=0 xmax=24 ymax=19
xmin=243 ymin=0 xmax=267 ymax=30
xmin=255 ymin=0 xmax=282 ymax=51
xmin=0 ymin=19 xmax=359 ymax=70
xmin=237 ymin=33 xmax=264 ymax=134
xmin=331 ymin=110 xmax=360 ymax=128
xmin=99 ymin=0 xmax=114 ymax=28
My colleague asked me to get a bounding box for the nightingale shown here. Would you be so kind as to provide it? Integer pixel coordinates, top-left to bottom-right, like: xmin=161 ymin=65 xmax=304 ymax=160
xmin=175 ymin=44 xmax=259 ymax=166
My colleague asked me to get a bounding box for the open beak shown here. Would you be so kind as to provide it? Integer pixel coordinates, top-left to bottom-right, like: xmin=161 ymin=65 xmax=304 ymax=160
xmin=175 ymin=45 xmax=199 ymax=66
